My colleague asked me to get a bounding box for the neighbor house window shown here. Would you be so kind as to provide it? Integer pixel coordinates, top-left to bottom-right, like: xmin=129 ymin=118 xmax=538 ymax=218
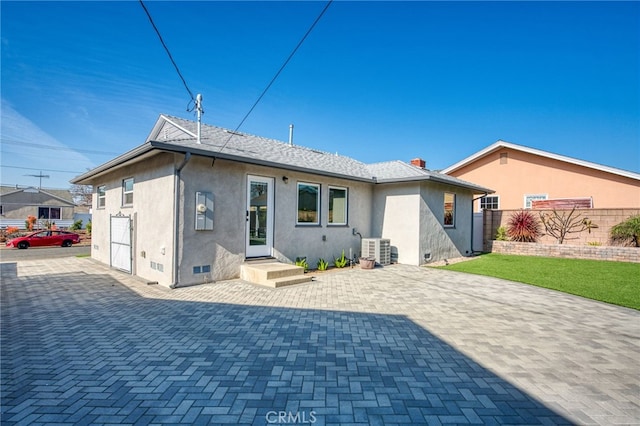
xmin=38 ymin=207 xmax=61 ymax=220
xmin=328 ymin=186 xmax=348 ymax=225
xmin=524 ymin=194 xmax=547 ymax=209
xmin=480 ymin=195 xmax=499 ymax=210
xmin=297 ymin=182 xmax=320 ymax=225
xmin=97 ymin=185 xmax=106 ymax=208
xmin=0 ymin=205 xmax=3 ymax=215
xmin=122 ymin=178 xmax=134 ymax=206
xmin=444 ymin=193 xmax=455 ymax=227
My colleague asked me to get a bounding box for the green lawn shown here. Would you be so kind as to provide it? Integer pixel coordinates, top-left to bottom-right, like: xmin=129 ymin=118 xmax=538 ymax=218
xmin=436 ymin=253 xmax=640 ymax=310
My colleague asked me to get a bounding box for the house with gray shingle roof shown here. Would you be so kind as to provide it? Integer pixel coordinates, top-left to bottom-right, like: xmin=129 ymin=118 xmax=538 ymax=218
xmin=0 ymin=185 xmax=76 ymax=229
xmin=72 ymin=114 xmax=492 ymax=288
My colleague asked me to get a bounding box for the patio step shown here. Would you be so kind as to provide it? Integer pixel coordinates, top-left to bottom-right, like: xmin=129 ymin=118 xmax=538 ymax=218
xmin=240 ymin=262 xmax=312 ymax=288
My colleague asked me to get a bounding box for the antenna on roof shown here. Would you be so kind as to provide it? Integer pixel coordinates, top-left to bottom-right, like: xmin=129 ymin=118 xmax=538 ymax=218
xmin=24 ymin=171 xmax=49 ymax=189
xmin=196 ymin=94 xmax=204 ymax=144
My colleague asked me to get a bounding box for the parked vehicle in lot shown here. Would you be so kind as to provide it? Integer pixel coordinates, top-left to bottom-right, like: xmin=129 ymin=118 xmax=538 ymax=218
xmin=6 ymin=230 xmax=81 ymax=249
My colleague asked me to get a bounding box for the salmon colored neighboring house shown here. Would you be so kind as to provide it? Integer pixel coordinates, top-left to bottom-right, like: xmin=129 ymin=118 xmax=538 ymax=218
xmin=442 ymin=141 xmax=640 ymax=212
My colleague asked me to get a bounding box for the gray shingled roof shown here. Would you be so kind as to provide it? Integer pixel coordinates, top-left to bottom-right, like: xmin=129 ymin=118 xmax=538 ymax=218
xmin=154 ymin=115 xmax=374 ymax=180
xmin=0 ymin=185 xmax=75 ymax=204
xmin=73 ymin=114 xmax=493 ymax=193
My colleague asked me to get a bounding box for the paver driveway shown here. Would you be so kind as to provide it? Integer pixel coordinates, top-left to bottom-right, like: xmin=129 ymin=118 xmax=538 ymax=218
xmin=1 ymin=258 xmax=638 ymax=425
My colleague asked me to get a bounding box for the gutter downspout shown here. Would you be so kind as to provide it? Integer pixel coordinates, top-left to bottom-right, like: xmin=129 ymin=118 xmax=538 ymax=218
xmin=171 ymin=152 xmax=191 ymax=288
xmin=471 ymin=193 xmax=488 ymax=256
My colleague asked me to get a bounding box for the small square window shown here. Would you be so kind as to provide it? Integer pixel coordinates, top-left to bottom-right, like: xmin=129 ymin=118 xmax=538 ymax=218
xmin=193 ymin=266 xmax=201 ymax=274
xmin=202 ymin=265 xmax=211 ymax=273
xmin=480 ymin=196 xmax=499 ymax=210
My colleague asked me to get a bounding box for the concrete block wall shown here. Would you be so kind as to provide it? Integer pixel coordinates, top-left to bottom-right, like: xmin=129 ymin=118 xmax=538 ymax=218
xmin=483 ymin=208 xmax=640 ymax=248
xmin=486 ymin=241 xmax=640 ymax=263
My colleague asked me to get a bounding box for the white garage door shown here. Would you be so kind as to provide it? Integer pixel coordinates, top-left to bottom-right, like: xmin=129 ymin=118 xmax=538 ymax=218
xmin=110 ymin=214 xmax=132 ymax=273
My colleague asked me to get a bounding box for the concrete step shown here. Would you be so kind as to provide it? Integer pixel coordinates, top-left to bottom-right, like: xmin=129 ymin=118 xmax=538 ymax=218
xmin=240 ymin=262 xmax=312 ymax=287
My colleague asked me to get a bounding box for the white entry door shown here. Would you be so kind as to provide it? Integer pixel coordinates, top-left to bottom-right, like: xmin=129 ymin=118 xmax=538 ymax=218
xmin=246 ymin=175 xmax=274 ymax=258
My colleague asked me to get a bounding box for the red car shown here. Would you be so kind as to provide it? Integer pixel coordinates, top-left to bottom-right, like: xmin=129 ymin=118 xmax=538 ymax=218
xmin=6 ymin=230 xmax=81 ymax=249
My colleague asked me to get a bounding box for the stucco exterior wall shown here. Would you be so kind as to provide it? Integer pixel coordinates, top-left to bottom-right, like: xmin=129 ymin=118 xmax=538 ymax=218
xmin=448 ymin=148 xmax=640 ymax=210
xmin=371 ymin=182 xmax=475 ymax=265
xmin=420 ymin=183 xmax=474 ymax=263
xmin=89 ymin=154 xmax=176 ymax=286
xmin=176 ymin=157 xmax=373 ymax=286
xmin=371 ymin=183 xmax=421 ymax=265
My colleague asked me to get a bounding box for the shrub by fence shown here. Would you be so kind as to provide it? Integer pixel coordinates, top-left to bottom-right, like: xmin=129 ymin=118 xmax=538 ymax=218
xmin=484 ymin=208 xmax=640 ymax=248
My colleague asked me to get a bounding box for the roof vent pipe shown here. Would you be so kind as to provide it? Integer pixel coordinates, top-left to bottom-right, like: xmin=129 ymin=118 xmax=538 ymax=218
xmin=289 ymin=124 xmax=294 ymax=146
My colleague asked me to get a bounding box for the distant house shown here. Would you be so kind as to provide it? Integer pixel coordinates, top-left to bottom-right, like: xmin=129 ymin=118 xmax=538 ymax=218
xmin=442 ymin=140 xmax=640 ymax=211
xmin=71 ymin=114 xmax=492 ymax=288
xmin=0 ymin=186 xmax=76 ymax=228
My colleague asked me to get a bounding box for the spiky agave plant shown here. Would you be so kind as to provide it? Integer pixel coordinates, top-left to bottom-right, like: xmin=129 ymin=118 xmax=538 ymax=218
xmin=507 ymin=210 xmax=541 ymax=242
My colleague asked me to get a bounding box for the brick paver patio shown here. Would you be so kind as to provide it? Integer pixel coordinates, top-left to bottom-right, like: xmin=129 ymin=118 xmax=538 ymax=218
xmin=1 ymin=258 xmax=638 ymax=425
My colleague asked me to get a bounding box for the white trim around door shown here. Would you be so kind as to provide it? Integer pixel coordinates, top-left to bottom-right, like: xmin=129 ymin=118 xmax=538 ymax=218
xmin=246 ymin=175 xmax=274 ymax=258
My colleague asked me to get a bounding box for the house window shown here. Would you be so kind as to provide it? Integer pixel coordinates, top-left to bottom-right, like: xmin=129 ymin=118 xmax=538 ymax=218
xmin=38 ymin=207 xmax=61 ymax=220
xmin=97 ymin=185 xmax=106 ymax=208
xmin=480 ymin=195 xmax=499 ymax=210
xmin=444 ymin=193 xmax=455 ymax=227
xmin=122 ymin=178 xmax=134 ymax=206
xmin=297 ymin=182 xmax=320 ymax=225
xmin=0 ymin=205 xmax=3 ymax=215
xmin=524 ymin=194 xmax=547 ymax=209
xmin=328 ymin=186 xmax=347 ymax=225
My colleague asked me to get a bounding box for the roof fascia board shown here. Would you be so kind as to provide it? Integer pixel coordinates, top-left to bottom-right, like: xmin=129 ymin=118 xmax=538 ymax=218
xmin=443 ymin=140 xmax=640 ymax=181
xmin=70 ymin=144 xmax=156 ymax=184
xmin=374 ymin=175 xmax=494 ymax=193
xmin=148 ymin=141 xmax=376 ymax=183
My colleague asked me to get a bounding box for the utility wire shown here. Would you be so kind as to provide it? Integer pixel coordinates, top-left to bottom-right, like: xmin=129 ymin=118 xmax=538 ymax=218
xmin=217 ymin=0 xmax=333 ymax=153
xmin=1 ymin=165 xmax=84 ymax=174
xmin=1 ymin=139 xmax=120 ymax=156
xmin=139 ymin=0 xmax=195 ymax=104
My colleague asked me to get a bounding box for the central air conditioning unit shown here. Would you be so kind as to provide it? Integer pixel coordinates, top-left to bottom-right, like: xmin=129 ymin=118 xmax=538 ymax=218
xmin=361 ymin=238 xmax=391 ymax=266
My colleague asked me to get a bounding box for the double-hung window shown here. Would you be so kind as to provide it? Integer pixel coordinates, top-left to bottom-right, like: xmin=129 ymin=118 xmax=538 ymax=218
xmin=444 ymin=192 xmax=455 ymax=227
xmin=297 ymin=182 xmax=320 ymax=225
xmin=97 ymin=185 xmax=106 ymax=208
xmin=122 ymin=178 xmax=134 ymax=206
xmin=328 ymin=186 xmax=348 ymax=225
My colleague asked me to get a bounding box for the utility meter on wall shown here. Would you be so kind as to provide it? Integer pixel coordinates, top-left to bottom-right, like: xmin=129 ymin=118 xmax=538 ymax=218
xmin=195 ymin=191 xmax=214 ymax=230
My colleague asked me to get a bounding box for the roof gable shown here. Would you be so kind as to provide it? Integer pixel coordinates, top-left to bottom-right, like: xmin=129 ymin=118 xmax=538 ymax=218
xmin=442 ymin=140 xmax=640 ymax=181
xmin=0 ymin=185 xmax=75 ymax=205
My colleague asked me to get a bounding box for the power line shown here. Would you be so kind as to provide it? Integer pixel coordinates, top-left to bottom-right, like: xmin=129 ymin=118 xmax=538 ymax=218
xmin=218 ymin=0 xmax=334 ymax=153
xmin=1 ymin=165 xmax=83 ymax=174
xmin=1 ymin=139 xmax=120 ymax=156
xmin=139 ymin=0 xmax=195 ymax=104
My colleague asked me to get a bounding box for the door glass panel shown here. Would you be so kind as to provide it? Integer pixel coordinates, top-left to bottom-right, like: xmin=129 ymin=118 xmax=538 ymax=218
xmin=249 ymin=181 xmax=268 ymax=246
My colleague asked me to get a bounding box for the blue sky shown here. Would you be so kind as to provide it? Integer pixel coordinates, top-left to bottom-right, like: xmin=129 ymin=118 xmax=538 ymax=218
xmin=2 ymin=1 xmax=639 ymax=189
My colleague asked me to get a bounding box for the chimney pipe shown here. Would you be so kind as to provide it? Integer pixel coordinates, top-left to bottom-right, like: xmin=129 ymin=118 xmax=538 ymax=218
xmin=289 ymin=124 xmax=294 ymax=146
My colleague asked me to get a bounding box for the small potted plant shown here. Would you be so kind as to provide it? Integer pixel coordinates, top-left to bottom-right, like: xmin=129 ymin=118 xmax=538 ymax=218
xmin=359 ymin=256 xmax=376 ymax=270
